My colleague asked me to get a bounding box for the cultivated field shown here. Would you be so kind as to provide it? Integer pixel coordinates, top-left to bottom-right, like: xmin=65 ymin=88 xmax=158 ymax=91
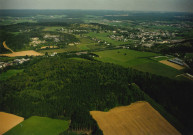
xmin=4 ymin=116 xmax=69 ymax=135
xmin=0 ymin=112 xmax=24 ymax=135
xmin=94 ymin=49 xmax=182 ymax=78
xmin=160 ymin=60 xmax=185 ymax=70
xmin=90 ymin=101 xmax=181 ymax=135
xmin=0 ymin=50 xmax=43 ymax=57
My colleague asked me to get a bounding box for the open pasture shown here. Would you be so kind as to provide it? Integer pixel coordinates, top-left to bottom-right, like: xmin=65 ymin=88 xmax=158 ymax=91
xmin=94 ymin=49 xmax=183 ymax=78
xmin=76 ymin=36 xmax=101 ymax=50
xmin=4 ymin=116 xmax=69 ymax=135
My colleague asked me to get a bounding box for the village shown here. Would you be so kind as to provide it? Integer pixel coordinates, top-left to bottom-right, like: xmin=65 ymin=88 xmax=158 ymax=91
xmin=0 ymin=58 xmax=30 ymax=69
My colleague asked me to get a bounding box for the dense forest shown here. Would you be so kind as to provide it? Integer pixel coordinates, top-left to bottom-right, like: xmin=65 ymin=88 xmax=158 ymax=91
xmin=0 ymin=56 xmax=193 ymax=134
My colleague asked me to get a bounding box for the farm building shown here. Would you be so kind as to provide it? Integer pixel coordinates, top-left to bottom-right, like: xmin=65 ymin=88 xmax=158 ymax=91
xmin=168 ymin=58 xmax=184 ymax=66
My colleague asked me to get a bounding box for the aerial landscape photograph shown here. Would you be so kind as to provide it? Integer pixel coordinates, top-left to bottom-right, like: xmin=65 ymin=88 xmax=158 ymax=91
xmin=0 ymin=0 xmax=193 ymax=135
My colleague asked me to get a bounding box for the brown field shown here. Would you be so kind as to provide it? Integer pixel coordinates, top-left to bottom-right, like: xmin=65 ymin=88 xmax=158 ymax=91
xmin=160 ymin=60 xmax=184 ymax=70
xmin=0 ymin=50 xmax=43 ymax=57
xmin=90 ymin=101 xmax=181 ymax=135
xmin=0 ymin=112 xmax=24 ymax=135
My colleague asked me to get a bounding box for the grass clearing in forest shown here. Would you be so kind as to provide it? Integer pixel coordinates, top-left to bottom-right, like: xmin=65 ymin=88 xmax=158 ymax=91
xmin=68 ymin=57 xmax=90 ymax=61
xmin=0 ymin=69 xmax=24 ymax=81
xmin=90 ymin=101 xmax=181 ymax=135
xmin=4 ymin=116 xmax=69 ymax=135
xmin=43 ymin=26 xmax=63 ymax=32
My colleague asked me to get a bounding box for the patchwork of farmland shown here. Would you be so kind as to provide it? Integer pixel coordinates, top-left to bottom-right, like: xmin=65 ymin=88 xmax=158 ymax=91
xmin=90 ymin=101 xmax=181 ymax=135
xmin=94 ymin=49 xmax=183 ymax=78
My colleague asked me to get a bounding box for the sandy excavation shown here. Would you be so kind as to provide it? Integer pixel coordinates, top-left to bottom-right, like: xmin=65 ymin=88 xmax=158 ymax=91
xmin=90 ymin=101 xmax=181 ymax=135
xmin=0 ymin=112 xmax=24 ymax=135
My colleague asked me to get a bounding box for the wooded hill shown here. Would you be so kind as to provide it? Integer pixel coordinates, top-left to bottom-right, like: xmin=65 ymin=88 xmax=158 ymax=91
xmin=0 ymin=57 xmax=193 ymax=134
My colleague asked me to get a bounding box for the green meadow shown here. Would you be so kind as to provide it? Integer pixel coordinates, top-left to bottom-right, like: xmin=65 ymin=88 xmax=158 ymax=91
xmin=0 ymin=69 xmax=24 ymax=81
xmin=94 ymin=49 xmax=183 ymax=78
xmin=5 ymin=116 xmax=69 ymax=135
xmin=43 ymin=26 xmax=63 ymax=32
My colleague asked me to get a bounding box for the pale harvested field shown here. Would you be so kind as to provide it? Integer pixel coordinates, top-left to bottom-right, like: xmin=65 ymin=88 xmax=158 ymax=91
xmin=160 ymin=60 xmax=184 ymax=70
xmin=0 ymin=112 xmax=24 ymax=135
xmin=0 ymin=50 xmax=43 ymax=57
xmin=90 ymin=101 xmax=181 ymax=135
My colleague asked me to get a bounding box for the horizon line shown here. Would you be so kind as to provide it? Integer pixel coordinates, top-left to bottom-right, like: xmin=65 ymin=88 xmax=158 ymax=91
xmin=0 ymin=9 xmax=192 ymax=14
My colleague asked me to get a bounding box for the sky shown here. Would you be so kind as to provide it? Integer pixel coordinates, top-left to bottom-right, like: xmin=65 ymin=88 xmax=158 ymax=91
xmin=0 ymin=0 xmax=193 ymax=13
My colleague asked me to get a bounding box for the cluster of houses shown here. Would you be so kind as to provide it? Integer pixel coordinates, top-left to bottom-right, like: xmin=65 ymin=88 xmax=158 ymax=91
xmin=44 ymin=34 xmax=60 ymax=42
xmin=0 ymin=58 xmax=30 ymax=69
xmin=59 ymin=28 xmax=88 ymax=34
xmin=109 ymin=35 xmax=129 ymax=42
xmin=90 ymin=37 xmax=111 ymax=46
xmin=30 ymin=37 xmax=46 ymax=47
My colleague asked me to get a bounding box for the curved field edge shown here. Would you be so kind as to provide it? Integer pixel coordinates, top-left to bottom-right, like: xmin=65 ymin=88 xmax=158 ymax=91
xmin=124 ymin=83 xmax=183 ymax=132
xmin=4 ymin=116 xmax=69 ymax=135
xmin=0 ymin=112 xmax=24 ymax=135
xmin=90 ymin=101 xmax=181 ymax=135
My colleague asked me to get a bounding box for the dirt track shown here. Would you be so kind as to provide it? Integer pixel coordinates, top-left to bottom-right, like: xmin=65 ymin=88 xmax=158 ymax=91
xmin=160 ymin=60 xmax=184 ymax=70
xmin=2 ymin=41 xmax=14 ymax=53
xmin=0 ymin=50 xmax=43 ymax=57
xmin=0 ymin=112 xmax=24 ymax=135
xmin=90 ymin=101 xmax=181 ymax=135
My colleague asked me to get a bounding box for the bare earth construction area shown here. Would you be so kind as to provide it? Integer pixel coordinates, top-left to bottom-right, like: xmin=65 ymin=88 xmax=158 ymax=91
xmin=160 ymin=60 xmax=184 ymax=70
xmin=90 ymin=101 xmax=181 ymax=135
xmin=0 ymin=112 xmax=24 ymax=135
xmin=0 ymin=50 xmax=43 ymax=57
